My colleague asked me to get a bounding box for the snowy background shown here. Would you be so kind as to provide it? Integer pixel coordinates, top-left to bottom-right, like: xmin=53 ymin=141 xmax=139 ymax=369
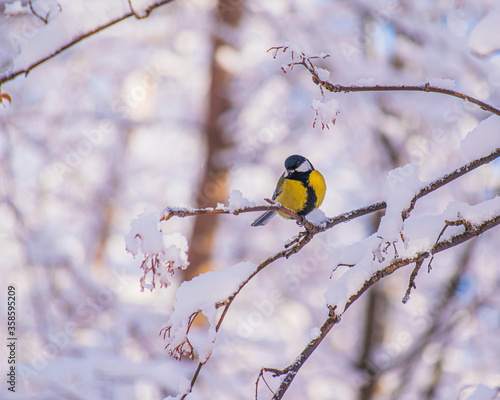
xmin=1 ymin=0 xmax=500 ymax=399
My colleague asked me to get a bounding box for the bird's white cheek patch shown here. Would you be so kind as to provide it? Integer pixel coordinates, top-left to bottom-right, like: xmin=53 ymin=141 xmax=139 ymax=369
xmin=296 ymin=160 xmax=312 ymax=173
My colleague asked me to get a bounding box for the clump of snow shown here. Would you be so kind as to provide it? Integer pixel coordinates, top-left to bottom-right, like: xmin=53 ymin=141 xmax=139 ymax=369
xmin=215 ymin=190 xmax=255 ymax=212
xmin=309 ymin=327 xmax=322 ymax=340
xmin=164 ymin=378 xmax=192 ymax=400
xmin=426 ymin=78 xmax=456 ymax=90
xmin=464 ymin=384 xmax=500 ymax=400
xmin=325 ymin=166 xmax=423 ymax=313
xmin=284 ymin=41 xmax=304 ymax=59
xmin=4 ymin=0 xmax=30 ymax=16
xmin=228 ymin=190 xmax=256 ymax=212
xmin=400 ymin=215 xmax=446 ymax=253
xmin=461 ymin=115 xmax=500 ymax=162
xmin=161 ymin=261 xmax=257 ymax=362
xmin=126 ymin=207 xmax=189 ymax=291
xmin=469 ymin=10 xmax=500 ymax=55
xmin=443 ymin=197 xmax=500 ymax=227
xmin=325 ymin=247 xmax=378 ymax=313
xmin=315 ymin=67 xmax=330 ymax=81
xmin=305 ymin=209 xmax=329 ymax=227
xmin=125 ymin=207 xmax=163 ymax=256
xmin=380 ymin=165 xmax=421 ymax=242
xmin=311 ymin=98 xmax=340 ymax=129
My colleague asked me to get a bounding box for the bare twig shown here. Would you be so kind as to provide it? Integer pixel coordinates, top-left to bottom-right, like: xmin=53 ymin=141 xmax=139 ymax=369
xmin=402 ymin=258 xmax=424 ymax=304
xmin=427 ymin=219 xmax=474 ymax=272
xmin=0 ymin=0 xmax=176 ymax=85
xmin=269 ymin=311 xmax=341 ymax=400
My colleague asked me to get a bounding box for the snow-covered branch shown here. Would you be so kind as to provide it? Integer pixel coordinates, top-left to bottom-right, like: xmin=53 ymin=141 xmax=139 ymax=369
xmin=128 ymin=136 xmax=500 ymax=398
xmin=269 ymin=45 xmax=500 ymax=120
xmin=266 ymin=206 xmax=500 ymax=400
xmin=0 ymin=0 xmax=176 ymax=86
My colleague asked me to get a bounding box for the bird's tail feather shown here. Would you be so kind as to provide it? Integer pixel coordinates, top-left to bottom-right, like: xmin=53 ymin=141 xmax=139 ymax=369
xmin=251 ymin=211 xmax=276 ymax=227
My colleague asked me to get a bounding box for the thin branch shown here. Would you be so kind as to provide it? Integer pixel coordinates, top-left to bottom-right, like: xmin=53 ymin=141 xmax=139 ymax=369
xmin=321 ymin=83 xmax=500 ymax=116
xmin=427 ymin=219 xmax=473 ymax=271
xmin=269 ymin=213 xmax=500 ymax=399
xmin=270 ymin=311 xmax=341 ymax=400
xmin=402 ymin=258 xmax=423 ymax=304
xmin=0 ymin=0 xmax=176 ymax=86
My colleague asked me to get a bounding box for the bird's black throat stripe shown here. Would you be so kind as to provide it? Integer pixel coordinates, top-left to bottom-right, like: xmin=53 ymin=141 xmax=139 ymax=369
xmin=302 ymin=183 xmax=317 ymax=216
xmin=288 ymin=170 xmax=317 ymax=216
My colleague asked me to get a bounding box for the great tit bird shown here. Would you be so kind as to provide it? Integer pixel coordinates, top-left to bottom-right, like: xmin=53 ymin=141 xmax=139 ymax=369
xmin=251 ymin=155 xmax=326 ymax=227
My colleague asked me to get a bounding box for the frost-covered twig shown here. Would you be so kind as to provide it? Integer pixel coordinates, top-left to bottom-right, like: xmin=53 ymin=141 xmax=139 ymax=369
xmin=270 ymin=45 xmax=500 ymax=117
xmin=0 ymin=0 xmax=176 ymax=85
xmin=161 ymin=200 xmax=310 ymax=228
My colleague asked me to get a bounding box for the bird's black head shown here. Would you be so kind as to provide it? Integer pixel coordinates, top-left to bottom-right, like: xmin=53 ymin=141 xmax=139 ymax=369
xmin=284 ymin=155 xmax=314 ymax=176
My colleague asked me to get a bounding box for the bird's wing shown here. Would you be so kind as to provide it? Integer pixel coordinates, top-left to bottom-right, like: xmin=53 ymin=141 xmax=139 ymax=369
xmin=272 ymin=173 xmax=285 ymax=200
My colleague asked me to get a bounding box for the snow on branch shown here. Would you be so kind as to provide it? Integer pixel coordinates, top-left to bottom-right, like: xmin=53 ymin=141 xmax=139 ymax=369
xmin=123 ymin=49 xmax=500 ymax=396
xmin=160 ymin=261 xmax=257 ymax=362
xmin=269 ymin=44 xmax=500 ymax=119
xmin=265 ymin=205 xmax=500 ymax=400
xmin=161 ymin=190 xmax=313 ymax=229
xmin=125 ymin=208 xmax=189 ymax=291
xmin=0 ymin=0 xmax=176 ymax=86
xmin=254 ymin=125 xmax=500 ymax=399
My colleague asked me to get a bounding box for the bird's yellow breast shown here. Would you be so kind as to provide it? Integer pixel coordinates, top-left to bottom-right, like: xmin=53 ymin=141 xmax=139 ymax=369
xmin=275 ymin=179 xmax=307 ymax=217
xmin=274 ymin=170 xmax=326 ymax=218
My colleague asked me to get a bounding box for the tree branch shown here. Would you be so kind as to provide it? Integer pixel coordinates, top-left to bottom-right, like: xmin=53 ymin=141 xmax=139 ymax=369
xmin=160 ymin=144 xmax=500 ymax=399
xmin=269 ymin=46 xmax=500 ymax=117
xmin=401 ymin=148 xmax=500 ymax=219
xmin=0 ymin=0 xmax=176 ymax=86
xmin=320 ymin=83 xmax=500 ymax=117
xmin=269 ymin=213 xmax=500 ymax=399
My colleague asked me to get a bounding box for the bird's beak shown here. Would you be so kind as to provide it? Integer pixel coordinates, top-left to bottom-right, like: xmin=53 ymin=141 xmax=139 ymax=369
xmin=284 ymin=169 xmax=293 ymax=177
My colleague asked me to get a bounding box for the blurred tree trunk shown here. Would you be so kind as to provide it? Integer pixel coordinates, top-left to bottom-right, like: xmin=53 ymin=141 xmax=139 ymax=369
xmin=184 ymin=1 xmax=242 ymax=281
